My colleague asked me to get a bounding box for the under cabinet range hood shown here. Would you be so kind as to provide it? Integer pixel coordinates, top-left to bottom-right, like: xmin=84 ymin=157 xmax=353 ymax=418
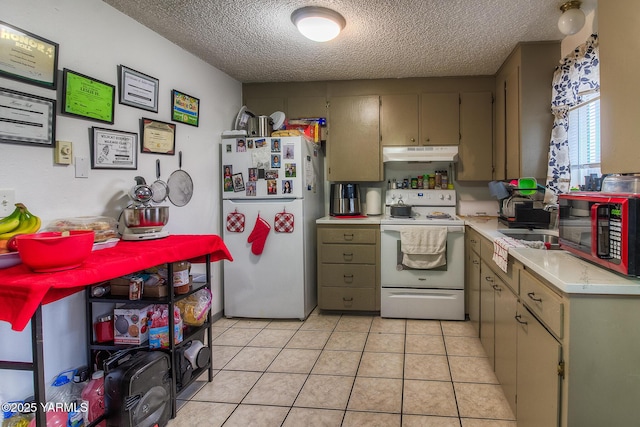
xmin=383 ymin=146 xmax=459 ymax=163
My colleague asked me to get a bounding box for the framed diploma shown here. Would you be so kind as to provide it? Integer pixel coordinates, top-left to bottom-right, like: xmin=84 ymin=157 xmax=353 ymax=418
xmin=118 ymin=65 xmax=159 ymax=112
xmin=141 ymin=118 xmax=176 ymax=155
xmin=0 ymin=21 xmax=59 ymax=89
xmin=0 ymin=87 xmax=56 ymax=147
xmin=62 ymin=69 xmax=115 ymax=124
xmin=91 ymin=127 xmax=138 ymax=170
xmin=171 ymin=89 xmax=200 ymax=127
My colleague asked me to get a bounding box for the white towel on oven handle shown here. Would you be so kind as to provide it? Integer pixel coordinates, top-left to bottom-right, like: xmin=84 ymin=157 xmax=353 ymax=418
xmin=400 ymin=227 xmax=447 ymax=269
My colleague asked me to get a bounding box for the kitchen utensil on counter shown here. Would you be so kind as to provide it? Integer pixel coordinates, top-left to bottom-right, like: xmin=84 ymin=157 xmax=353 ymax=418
xmin=150 ymin=159 xmax=169 ymax=203
xmin=167 ymin=151 xmax=194 ymax=207
xmin=518 ymin=177 xmax=537 ymax=196
xmin=129 ymin=176 xmax=153 ymax=206
xmin=390 ymin=199 xmax=412 ymax=217
xmin=16 ymin=230 xmax=95 ymax=272
xmin=123 ymin=206 xmax=169 ymax=233
xmin=365 ymin=187 xmax=382 ymax=215
xmin=330 ymin=183 xmax=362 ymax=215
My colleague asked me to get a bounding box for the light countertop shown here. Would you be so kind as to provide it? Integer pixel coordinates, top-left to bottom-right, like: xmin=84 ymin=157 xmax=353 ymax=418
xmin=316 ymin=215 xmax=382 ymax=225
xmin=463 ymin=216 xmax=640 ymax=296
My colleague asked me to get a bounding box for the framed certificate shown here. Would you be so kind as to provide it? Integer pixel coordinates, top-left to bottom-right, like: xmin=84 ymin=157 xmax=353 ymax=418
xmin=141 ymin=118 xmax=175 ymax=155
xmin=0 ymin=87 xmax=56 ymax=147
xmin=118 ymin=65 xmax=159 ymax=112
xmin=91 ymin=127 xmax=138 ymax=170
xmin=0 ymin=21 xmax=59 ymax=89
xmin=62 ymin=69 xmax=115 ymax=124
xmin=171 ymin=89 xmax=199 ymax=127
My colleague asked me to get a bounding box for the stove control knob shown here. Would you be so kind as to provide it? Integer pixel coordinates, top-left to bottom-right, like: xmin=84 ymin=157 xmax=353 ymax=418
xmin=446 ymin=194 xmax=452 ymax=200
xmin=439 ymin=194 xmax=444 ymax=200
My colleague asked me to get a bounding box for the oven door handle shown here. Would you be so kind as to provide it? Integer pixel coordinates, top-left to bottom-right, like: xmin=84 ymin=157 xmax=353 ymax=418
xmin=381 ymin=225 xmax=465 ymax=233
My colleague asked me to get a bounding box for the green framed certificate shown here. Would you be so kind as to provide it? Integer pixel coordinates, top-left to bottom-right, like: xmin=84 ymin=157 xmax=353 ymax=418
xmin=171 ymin=89 xmax=200 ymax=127
xmin=62 ymin=68 xmax=115 ymax=124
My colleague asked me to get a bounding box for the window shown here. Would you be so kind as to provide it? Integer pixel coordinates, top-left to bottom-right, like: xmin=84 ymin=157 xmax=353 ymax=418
xmin=568 ymin=96 xmax=601 ymax=189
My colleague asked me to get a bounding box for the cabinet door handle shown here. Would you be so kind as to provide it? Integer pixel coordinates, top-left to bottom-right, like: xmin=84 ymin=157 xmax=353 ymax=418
xmin=527 ymin=292 xmax=542 ymax=303
xmin=485 ymin=276 xmax=494 ymax=282
xmin=472 ymin=260 xmax=479 ymax=265
xmin=470 ymin=239 xmax=477 ymax=243
xmin=343 ymin=274 xmax=354 ymax=283
xmin=343 ymin=233 xmax=354 ymax=241
xmin=410 ymin=138 xmax=415 ymax=143
xmin=492 ymin=284 xmax=501 ymax=292
xmin=515 ymin=314 xmax=528 ymax=325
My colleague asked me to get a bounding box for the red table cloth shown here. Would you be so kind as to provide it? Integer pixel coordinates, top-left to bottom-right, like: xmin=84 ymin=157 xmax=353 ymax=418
xmin=0 ymin=235 xmax=233 ymax=331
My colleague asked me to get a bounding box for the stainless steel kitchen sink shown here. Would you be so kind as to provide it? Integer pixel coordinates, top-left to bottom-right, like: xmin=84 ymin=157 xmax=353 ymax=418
xmin=499 ymin=229 xmax=560 ymax=250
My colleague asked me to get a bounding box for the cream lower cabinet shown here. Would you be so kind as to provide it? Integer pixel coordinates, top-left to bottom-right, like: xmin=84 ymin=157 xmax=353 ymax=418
xmin=516 ymin=300 xmax=562 ymax=427
xmin=317 ymin=224 xmax=380 ymax=311
xmin=465 ymin=227 xmax=481 ymax=336
xmin=479 ymin=260 xmax=496 ymax=366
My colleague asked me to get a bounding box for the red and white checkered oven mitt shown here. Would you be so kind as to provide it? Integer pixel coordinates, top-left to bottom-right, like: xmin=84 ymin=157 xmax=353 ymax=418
xmin=226 ymin=209 xmax=245 ymax=233
xmin=274 ymin=211 xmax=294 ymax=233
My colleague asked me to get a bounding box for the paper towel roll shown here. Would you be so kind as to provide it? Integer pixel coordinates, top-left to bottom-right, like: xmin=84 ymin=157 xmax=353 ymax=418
xmin=365 ymin=187 xmax=382 ymax=216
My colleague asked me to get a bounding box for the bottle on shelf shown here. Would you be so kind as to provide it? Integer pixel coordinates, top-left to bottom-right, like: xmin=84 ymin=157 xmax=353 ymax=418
xmin=81 ymin=370 xmax=105 ymax=427
xmin=441 ymin=170 xmax=448 ymax=189
xmin=435 ymin=171 xmax=442 ymax=189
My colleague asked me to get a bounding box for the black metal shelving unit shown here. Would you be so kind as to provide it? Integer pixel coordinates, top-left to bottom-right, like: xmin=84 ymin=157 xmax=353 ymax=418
xmin=84 ymin=254 xmax=214 ymax=424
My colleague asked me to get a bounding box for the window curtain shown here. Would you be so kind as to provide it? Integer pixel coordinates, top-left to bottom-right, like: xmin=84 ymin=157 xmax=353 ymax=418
xmin=545 ymin=34 xmax=599 ymax=198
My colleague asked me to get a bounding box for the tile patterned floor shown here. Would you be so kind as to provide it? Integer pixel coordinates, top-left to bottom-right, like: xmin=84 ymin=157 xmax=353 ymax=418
xmin=167 ymin=310 xmax=517 ymax=427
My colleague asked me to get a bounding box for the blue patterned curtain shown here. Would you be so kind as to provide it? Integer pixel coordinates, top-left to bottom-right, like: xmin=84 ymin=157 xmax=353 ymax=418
xmin=545 ymin=34 xmax=599 ymax=198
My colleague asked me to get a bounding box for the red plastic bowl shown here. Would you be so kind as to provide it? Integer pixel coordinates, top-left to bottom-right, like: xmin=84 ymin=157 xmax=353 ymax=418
xmin=16 ymin=230 xmax=95 ymax=272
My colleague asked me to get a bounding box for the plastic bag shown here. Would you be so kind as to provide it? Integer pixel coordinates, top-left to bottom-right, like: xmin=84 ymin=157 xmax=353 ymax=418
xmin=176 ymin=288 xmax=212 ymax=326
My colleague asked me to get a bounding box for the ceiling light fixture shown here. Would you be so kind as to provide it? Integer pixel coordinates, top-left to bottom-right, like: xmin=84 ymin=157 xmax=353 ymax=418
xmin=558 ymin=1 xmax=585 ymax=36
xmin=291 ymin=6 xmax=346 ymax=42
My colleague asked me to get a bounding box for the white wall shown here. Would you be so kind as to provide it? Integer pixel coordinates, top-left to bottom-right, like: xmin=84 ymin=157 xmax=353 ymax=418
xmin=0 ymin=0 xmax=241 ymax=402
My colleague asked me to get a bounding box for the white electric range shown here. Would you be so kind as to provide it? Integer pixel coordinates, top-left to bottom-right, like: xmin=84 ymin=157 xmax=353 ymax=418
xmin=380 ymin=189 xmax=466 ymax=320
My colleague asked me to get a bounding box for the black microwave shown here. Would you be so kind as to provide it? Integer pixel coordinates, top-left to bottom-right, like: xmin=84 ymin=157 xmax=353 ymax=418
xmin=558 ymin=192 xmax=640 ymax=276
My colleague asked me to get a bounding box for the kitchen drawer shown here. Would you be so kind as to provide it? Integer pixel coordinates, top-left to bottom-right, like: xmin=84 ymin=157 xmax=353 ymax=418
xmin=520 ymin=269 xmax=564 ymax=339
xmin=466 ymin=227 xmax=482 ymax=255
xmin=319 ymin=244 xmax=377 ymax=264
xmin=319 ymin=287 xmax=376 ymax=311
xmin=318 ymin=264 xmax=375 ymax=288
xmin=319 ymin=227 xmax=378 ymax=244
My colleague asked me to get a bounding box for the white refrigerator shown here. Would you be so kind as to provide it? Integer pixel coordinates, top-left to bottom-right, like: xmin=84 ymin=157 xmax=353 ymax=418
xmin=221 ymin=136 xmax=324 ymax=320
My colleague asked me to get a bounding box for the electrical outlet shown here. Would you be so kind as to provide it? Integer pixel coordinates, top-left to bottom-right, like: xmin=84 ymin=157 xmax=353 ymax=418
xmin=0 ymin=189 xmax=16 ymax=217
xmin=55 ymin=140 xmax=73 ymax=164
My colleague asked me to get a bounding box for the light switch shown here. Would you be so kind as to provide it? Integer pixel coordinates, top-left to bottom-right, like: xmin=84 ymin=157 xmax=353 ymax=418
xmin=55 ymin=141 xmax=73 ymax=164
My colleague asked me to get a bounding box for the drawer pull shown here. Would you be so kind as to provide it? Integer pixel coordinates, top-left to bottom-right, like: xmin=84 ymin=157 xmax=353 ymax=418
xmin=343 ymin=274 xmax=354 ymax=283
xmin=343 ymin=233 xmax=354 ymax=241
xmin=343 ymin=253 xmax=354 ymax=261
xmin=343 ymin=297 xmax=353 ymax=302
xmin=527 ymin=292 xmax=542 ymax=303
xmin=515 ymin=314 xmax=528 ymax=325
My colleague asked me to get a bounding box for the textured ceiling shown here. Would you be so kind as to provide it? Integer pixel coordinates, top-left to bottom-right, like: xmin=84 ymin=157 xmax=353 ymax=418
xmin=103 ymin=0 xmax=596 ymax=83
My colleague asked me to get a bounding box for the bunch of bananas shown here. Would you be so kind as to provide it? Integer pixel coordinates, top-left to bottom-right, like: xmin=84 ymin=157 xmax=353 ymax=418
xmin=0 ymin=203 xmax=41 ymax=239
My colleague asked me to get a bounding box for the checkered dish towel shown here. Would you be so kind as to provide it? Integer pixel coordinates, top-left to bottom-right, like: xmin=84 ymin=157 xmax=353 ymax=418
xmin=492 ymin=237 xmax=526 ymax=273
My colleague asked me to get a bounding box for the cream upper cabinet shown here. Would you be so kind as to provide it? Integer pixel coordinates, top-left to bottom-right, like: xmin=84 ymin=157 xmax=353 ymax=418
xmin=600 ymin=1 xmax=640 ymax=174
xmin=380 ymin=94 xmax=419 ymax=146
xmin=327 ymin=95 xmax=382 ymax=182
xmin=457 ymin=91 xmax=493 ymax=181
xmin=244 ymin=97 xmax=285 ymax=116
xmin=420 ymin=92 xmax=460 ymax=145
xmin=494 ymin=42 xmax=560 ymax=181
xmin=287 ymin=96 xmax=327 ymax=119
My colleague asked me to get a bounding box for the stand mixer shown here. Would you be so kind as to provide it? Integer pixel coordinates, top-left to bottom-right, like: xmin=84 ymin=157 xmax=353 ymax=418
xmin=121 ymin=177 xmax=170 ymax=241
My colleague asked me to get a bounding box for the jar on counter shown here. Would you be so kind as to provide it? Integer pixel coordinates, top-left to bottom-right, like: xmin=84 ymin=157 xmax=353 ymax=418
xmin=441 ymin=171 xmax=448 ymax=189
xmin=435 ymin=171 xmax=442 ymax=189
xmin=417 ymin=175 xmax=424 ymax=189
xmin=94 ymin=315 xmax=114 ymax=343
xmin=428 ymin=175 xmax=435 ymax=189
xmin=410 ymin=178 xmax=418 ymax=189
